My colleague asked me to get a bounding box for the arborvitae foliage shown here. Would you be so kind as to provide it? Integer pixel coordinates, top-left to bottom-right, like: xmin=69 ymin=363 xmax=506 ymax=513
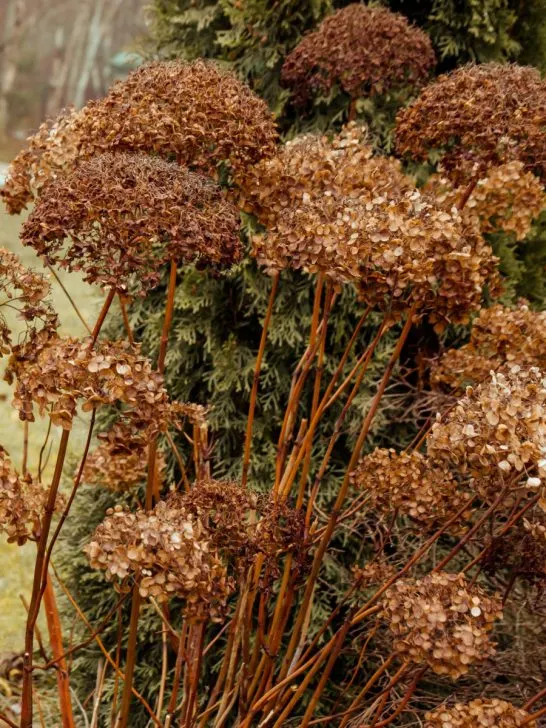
xmin=55 ymin=3 xmax=546 ymax=723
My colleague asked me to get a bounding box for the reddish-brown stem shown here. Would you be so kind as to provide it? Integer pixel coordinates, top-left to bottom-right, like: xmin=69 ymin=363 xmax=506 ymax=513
xmin=165 ymin=623 xmax=188 ymax=728
xmin=21 ymin=427 xmax=70 ymax=728
xmin=91 ymin=287 xmax=116 ymax=345
xmin=457 ymin=175 xmax=479 ymax=211
xmin=118 ymin=294 xmax=135 ymax=344
xmin=47 ymin=263 xmax=92 ymax=335
xmin=157 ymin=259 xmax=178 ymax=376
xmin=22 ymin=421 xmax=29 ymax=475
xmin=183 ymin=622 xmax=206 ymax=727
xmin=43 ymin=577 xmax=75 ymax=728
xmin=339 ymin=655 xmax=396 ymax=728
xmin=242 ymin=272 xmax=279 ymax=488
xmin=523 ymin=685 xmax=546 ymax=711
xmin=117 ymin=587 xmax=143 ymax=728
xmin=369 ymin=667 xmax=425 ymax=728
xmin=0 ymin=713 xmax=18 ymax=728
xmin=521 ymin=704 xmax=546 ymax=725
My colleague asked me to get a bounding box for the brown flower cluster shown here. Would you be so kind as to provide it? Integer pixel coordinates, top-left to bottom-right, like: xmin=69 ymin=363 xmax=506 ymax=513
xmin=396 ymin=63 xmax=546 ymax=184
xmin=0 ymin=248 xmax=58 ymax=355
xmin=381 ymin=572 xmax=502 ymax=678
xmin=0 ymin=447 xmax=52 ymax=545
xmin=427 ymin=365 xmax=546 ymax=490
xmin=1 ymin=60 xmax=278 ymax=213
xmin=242 ymin=124 xmax=498 ymax=324
xmin=424 ymin=698 xmax=535 ymax=727
xmin=81 ymin=424 xmax=165 ymax=492
xmin=281 ymin=4 xmax=435 ymax=104
xmin=351 ymin=448 xmax=468 ymax=530
xmin=426 ymin=163 xmax=545 ymax=241
xmin=21 ymin=152 xmax=241 ymax=295
xmin=353 ymin=559 xmax=397 ymax=589
xmin=6 ymin=335 xmax=180 ymax=433
xmin=1 ymin=107 xmax=82 ymax=214
xmin=432 ymin=303 xmax=546 ymax=392
xmin=86 ymin=501 xmax=230 ymax=620
xmin=483 ymin=514 xmax=546 ymax=585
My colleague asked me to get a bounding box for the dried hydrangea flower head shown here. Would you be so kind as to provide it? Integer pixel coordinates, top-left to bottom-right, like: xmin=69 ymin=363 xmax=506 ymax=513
xmin=352 ymin=559 xmax=397 ymax=589
xmin=86 ymin=500 xmax=231 ymax=620
xmin=426 ymin=162 xmax=545 ymax=241
xmin=0 ymin=447 xmax=53 ymax=545
xmin=0 ymin=247 xmax=58 ymax=355
xmin=381 ymin=572 xmax=502 ymax=678
xmin=396 ymin=63 xmax=546 ymax=185
xmin=424 ymin=698 xmax=535 ymax=728
xmin=1 ymin=107 xmax=82 ymax=214
xmin=1 ymin=60 xmax=278 ymax=213
xmin=432 ymin=303 xmax=546 ymax=392
xmin=281 ymin=4 xmax=435 ymax=105
xmin=21 ymin=152 xmax=241 ymax=296
xmin=82 ymin=423 xmax=165 ymax=492
xmin=427 ymin=365 xmax=546 ymax=493
xmin=6 ymin=336 xmax=180 ymax=433
xmin=351 ymin=448 xmax=469 ymax=530
xmin=173 ymin=479 xmax=254 ymax=561
xmin=482 ymin=512 xmax=546 ymax=585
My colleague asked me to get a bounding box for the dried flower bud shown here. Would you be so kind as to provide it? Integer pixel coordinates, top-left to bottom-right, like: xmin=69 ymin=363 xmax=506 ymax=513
xmin=426 ymin=163 xmax=545 ymax=241
xmin=427 ymin=365 xmax=546 ymax=493
xmin=432 ymin=303 xmax=546 ymax=392
xmin=381 ymin=572 xmax=502 ymax=678
xmin=86 ymin=499 xmax=231 ymax=620
xmin=351 ymin=448 xmax=469 ymax=530
xmin=0 ymin=447 xmax=56 ymax=545
xmin=82 ymin=423 xmax=165 ymax=492
xmin=21 ymin=152 xmax=241 ymax=295
xmin=425 ymin=698 xmax=535 ymax=727
xmin=396 ymin=63 xmax=546 ymax=184
xmin=0 ymin=248 xmax=58 ymax=355
xmin=281 ymin=4 xmax=435 ymax=105
xmin=6 ymin=335 xmax=180 ymax=434
xmin=1 ymin=60 xmax=278 ymax=213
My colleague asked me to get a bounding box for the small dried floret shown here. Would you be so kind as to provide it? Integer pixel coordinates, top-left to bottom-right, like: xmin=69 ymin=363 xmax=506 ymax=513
xmin=82 ymin=423 xmax=165 ymax=492
xmin=1 ymin=60 xmax=278 ymax=213
xmin=381 ymin=572 xmax=502 ymax=678
xmin=86 ymin=500 xmax=231 ymax=620
xmin=426 ymin=163 xmax=545 ymax=241
xmin=21 ymin=152 xmax=241 ymax=295
xmin=425 ymin=698 xmax=535 ymax=727
xmin=6 ymin=335 xmax=180 ymax=434
xmin=427 ymin=365 xmax=546 ymax=491
xmin=351 ymin=448 xmax=468 ymax=530
xmin=176 ymin=403 xmax=210 ymax=429
xmin=352 ymin=559 xmax=397 ymax=589
xmin=0 ymin=447 xmax=54 ymax=545
xmin=396 ymin=63 xmax=546 ymax=184
xmin=281 ymin=4 xmax=435 ymax=105
xmin=0 ymin=248 xmax=58 ymax=355
xmin=432 ymin=303 xmax=546 ymax=392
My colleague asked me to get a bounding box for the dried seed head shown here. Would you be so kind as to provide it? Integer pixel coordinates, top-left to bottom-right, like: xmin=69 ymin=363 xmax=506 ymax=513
xmin=86 ymin=498 xmax=231 ymax=620
xmin=281 ymin=4 xmax=435 ymax=105
xmin=20 ymin=152 xmax=241 ymax=295
xmin=82 ymin=423 xmax=165 ymax=492
xmin=0 ymin=447 xmax=59 ymax=545
xmin=432 ymin=303 xmax=546 ymax=392
xmin=351 ymin=448 xmax=469 ymax=531
xmin=396 ymin=63 xmax=546 ymax=184
xmin=6 ymin=335 xmax=180 ymax=434
xmin=1 ymin=60 xmax=278 ymax=213
xmin=425 ymin=698 xmax=535 ymax=727
xmin=426 ymin=162 xmax=545 ymax=241
xmin=381 ymin=572 xmax=502 ymax=678
xmin=427 ymin=365 xmax=546 ymax=495
xmin=0 ymin=248 xmax=58 ymax=355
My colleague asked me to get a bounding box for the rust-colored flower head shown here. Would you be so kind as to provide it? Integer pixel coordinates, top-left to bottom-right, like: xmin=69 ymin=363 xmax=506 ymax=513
xmin=170 ymin=479 xmax=255 ymax=561
xmin=0 ymin=447 xmax=62 ymax=545
xmin=396 ymin=63 xmax=546 ymax=184
xmin=425 ymin=698 xmax=535 ymax=727
xmin=6 ymin=335 xmax=180 ymax=434
xmin=1 ymin=60 xmax=278 ymax=213
xmin=426 ymin=163 xmax=545 ymax=242
xmin=351 ymin=448 xmax=469 ymax=530
xmin=86 ymin=500 xmax=231 ymax=620
xmin=381 ymin=572 xmax=502 ymax=678
xmin=427 ymin=365 xmax=546 ymax=491
xmin=20 ymin=152 xmax=241 ymax=295
xmin=0 ymin=247 xmax=58 ymax=355
xmin=352 ymin=559 xmax=397 ymax=590
xmin=281 ymin=4 xmax=435 ymax=105
xmin=432 ymin=303 xmax=546 ymax=392
xmin=82 ymin=423 xmax=165 ymax=492
xmin=482 ymin=513 xmax=546 ymax=586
